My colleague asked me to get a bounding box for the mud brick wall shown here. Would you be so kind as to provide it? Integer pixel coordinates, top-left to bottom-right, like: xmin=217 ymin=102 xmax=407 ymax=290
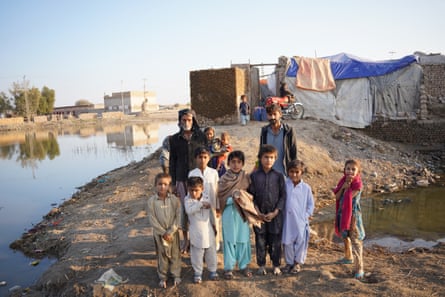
xmin=422 ymin=64 xmax=445 ymax=99
xmin=190 ymin=67 xmax=245 ymax=125
xmin=364 ymin=118 xmax=445 ymax=144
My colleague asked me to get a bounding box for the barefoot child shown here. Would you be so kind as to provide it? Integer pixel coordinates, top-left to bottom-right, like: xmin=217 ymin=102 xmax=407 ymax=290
xmin=184 ymin=176 xmax=219 ymax=283
xmin=282 ymin=160 xmax=314 ymax=274
xmin=249 ymin=144 xmax=286 ymax=276
xmin=147 ymin=173 xmax=182 ymax=288
xmin=333 ymin=159 xmax=365 ymax=280
xmin=217 ymin=150 xmax=253 ymax=279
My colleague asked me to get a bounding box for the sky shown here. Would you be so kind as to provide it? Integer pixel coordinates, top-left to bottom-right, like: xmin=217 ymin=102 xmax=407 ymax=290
xmin=1 ymin=0 xmax=444 ymax=107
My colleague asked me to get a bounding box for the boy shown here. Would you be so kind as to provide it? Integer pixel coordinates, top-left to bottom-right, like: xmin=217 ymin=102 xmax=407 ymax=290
xmin=249 ymin=144 xmax=286 ymax=275
xmin=184 ymin=176 xmax=219 ymax=283
xmin=239 ymin=94 xmax=250 ymax=126
xmin=282 ymin=160 xmax=314 ymax=274
xmin=188 ymin=147 xmax=220 ymax=250
xmin=147 ymin=173 xmax=182 ymax=288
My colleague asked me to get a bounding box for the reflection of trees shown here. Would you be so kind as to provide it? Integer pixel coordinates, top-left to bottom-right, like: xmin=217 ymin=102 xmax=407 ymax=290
xmin=0 ymin=144 xmax=16 ymax=160
xmin=16 ymin=132 xmax=60 ymax=168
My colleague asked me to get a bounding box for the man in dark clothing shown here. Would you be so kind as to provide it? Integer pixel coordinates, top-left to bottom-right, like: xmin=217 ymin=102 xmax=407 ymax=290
xmin=169 ymin=108 xmax=207 ymax=253
xmin=259 ymin=103 xmax=298 ymax=175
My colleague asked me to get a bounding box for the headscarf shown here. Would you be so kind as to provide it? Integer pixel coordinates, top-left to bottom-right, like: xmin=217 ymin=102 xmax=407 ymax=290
xmin=217 ymin=169 xmax=250 ymax=213
xmin=333 ymin=174 xmax=362 ymax=236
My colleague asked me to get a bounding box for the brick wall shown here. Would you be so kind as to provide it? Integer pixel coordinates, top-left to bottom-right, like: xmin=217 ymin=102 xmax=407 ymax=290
xmin=422 ymin=64 xmax=445 ymax=99
xmin=363 ymin=118 xmax=445 ymax=144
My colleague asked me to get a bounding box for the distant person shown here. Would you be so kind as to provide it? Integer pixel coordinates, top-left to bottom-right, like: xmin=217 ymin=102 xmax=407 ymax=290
xmin=259 ymin=103 xmax=298 ymax=175
xmin=239 ymin=94 xmax=250 ymax=126
xmin=184 ymin=176 xmax=219 ymax=284
xmin=333 ymin=159 xmax=365 ymax=280
xmin=169 ymin=108 xmax=207 ymax=253
xmin=217 ymin=150 xmax=254 ymax=279
xmin=248 ymin=144 xmax=286 ymax=276
xmin=188 ymin=147 xmax=221 ymax=251
xmin=279 ymin=82 xmax=294 ymax=102
xmin=282 ymin=160 xmax=314 ymax=274
xmin=147 ymin=173 xmax=182 ymax=288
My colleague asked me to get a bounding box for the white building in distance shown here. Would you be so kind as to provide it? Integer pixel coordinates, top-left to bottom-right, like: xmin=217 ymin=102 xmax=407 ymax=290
xmin=104 ymin=91 xmax=158 ymax=114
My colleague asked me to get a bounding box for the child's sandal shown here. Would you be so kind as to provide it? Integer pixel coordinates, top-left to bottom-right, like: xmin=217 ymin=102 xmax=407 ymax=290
xmin=354 ymin=271 xmax=365 ymax=280
xmin=241 ymin=268 xmax=252 ymax=278
xmin=335 ymin=257 xmax=353 ymax=264
xmin=224 ymin=270 xmax=234 ymax=280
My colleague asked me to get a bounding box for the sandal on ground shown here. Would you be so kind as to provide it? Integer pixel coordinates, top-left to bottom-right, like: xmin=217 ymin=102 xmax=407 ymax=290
xmin=193 ymin=275 xmax=202 ymax=284
xmin=224 ymin=270 xmax=234 ymax=280
xmin=159 ymin=280 xmax=166 ymax=288
xmin=354 ymin=271 xmax=365 ymax=280
xmin=273 ymin=266 xmax=282 ymax=276
xmin=335 ymin=257 xmax=353 ymax=264
xmin=257 ymin=266 xmax=267 ymax=275
xmin=209 ymin=272 xmax=219 ymax=281
xmin=174 ymin=278 xmax=181 ymax=286
xmin=241 ymin=268 xmax=252 ymax=278
xmin=288 ymin=264 xmax=301 ymax=274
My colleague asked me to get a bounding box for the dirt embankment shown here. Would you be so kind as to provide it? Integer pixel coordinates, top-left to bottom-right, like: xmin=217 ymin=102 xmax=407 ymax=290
xmin=8 ymin=114 xmax=445 ymax=297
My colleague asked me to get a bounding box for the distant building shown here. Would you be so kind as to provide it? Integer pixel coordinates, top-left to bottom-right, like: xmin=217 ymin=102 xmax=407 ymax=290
xmin=104 ymin=91 xmax=158 ymax=114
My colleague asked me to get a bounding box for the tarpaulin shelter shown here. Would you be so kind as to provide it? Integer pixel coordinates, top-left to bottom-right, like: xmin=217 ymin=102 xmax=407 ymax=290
xmin=279 ymin=53 xmax=422 ymax=128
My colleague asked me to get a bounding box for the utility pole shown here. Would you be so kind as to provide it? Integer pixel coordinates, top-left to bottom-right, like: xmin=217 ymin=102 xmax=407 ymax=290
xmin=23 ymin=76 xmax=30 ymax=121
xmin=143 ymin=78 xmax=147 ymax=100
xmin=120 ymin=80 xmax=124 ymax=114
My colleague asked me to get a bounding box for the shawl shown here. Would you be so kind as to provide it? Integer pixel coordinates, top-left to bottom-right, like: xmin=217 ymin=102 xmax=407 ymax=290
xmin=333 ymin=174 xmax=362 ymax=236
xmin=232 ymin=189 xmax=263 ymax=228
xmin=217 ymin=169 xmax=250 ymax=216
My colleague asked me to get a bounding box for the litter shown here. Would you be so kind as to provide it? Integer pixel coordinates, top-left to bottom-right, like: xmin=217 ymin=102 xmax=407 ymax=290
xmin=95 ymin=268 xmax=128 ymax=292
xmin=30 ymin=260 xmax=40 ymax=266
xmin=0 ymin=281 xmax=6 ymax=286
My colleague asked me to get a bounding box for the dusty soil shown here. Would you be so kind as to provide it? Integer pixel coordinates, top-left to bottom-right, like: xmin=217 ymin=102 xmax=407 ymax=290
xmin=8 ymin=110 xmax=445 ymax=297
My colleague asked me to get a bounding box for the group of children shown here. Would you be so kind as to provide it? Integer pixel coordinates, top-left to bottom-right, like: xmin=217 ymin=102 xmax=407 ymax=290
xmin=148 ymin=135 xmax=365 ymax=287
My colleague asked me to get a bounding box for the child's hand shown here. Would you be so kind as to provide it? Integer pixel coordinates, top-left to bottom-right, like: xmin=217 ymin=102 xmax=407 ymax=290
xmin=163 ymin=233 xmax=172 ymax=242
xmin=264 ymin=209 xmax=279 ymax=222
xmin=201 ymin=201 xmax=211 ymax=209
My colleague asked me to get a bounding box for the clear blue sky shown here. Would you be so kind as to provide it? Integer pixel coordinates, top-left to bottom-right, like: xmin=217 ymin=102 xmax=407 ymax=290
xmin=1 ymin=0 xmax=444 ymax=106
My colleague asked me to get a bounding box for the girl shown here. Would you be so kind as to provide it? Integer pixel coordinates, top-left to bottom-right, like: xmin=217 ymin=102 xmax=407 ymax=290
xmin=282 ymin=160 xmax=314 ymax=274
xmin=217 ymin=150 xmax=253 ymax=279
xmin=333 ymin=159 xmax=365 ymax=280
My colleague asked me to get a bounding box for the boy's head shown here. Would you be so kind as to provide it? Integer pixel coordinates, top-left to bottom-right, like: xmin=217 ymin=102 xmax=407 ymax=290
xmin=228 ymin=150 xmax=245 ymax=173
xmin=186 ymin=176 xmax=204 ymax=199
xmin=287 ymin=160 xmax=305 ymax=184
xmin=266 ymin=103 xmax=282 ymax=126
xmin=204 ymin=126 xmax=215 ymax=141
xmin=221 ymin=131 xmax=230 ymax=145
xmin=344 ymin=159 xmax=361 ymax=177
xmin=241 ymin=94 xmax=247 ymax=102
xmin=194 ymin=147 xmax=210 ymax=170
xmin=154 ymin=172 xmax=171 ymax=197
xmin=258 ymin=144 xmax=277 ymax=171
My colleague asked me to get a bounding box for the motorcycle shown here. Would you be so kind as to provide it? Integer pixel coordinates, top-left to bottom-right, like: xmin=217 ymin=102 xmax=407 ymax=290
xmin=265 ymin=96 xmax=304 ymax=120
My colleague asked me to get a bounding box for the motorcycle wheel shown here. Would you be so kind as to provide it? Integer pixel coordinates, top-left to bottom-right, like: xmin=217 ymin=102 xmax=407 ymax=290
xmin=289 ymin=104 xmax=304 ymax=119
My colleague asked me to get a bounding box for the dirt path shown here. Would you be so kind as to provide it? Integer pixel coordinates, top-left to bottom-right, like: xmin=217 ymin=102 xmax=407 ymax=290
xmin=9 ymin=114 xmax=445 ymax=297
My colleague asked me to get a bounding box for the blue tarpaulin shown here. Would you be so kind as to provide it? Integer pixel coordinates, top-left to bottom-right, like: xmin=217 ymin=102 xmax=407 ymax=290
xmin=286 ymin=53 xmax=418 ymax=80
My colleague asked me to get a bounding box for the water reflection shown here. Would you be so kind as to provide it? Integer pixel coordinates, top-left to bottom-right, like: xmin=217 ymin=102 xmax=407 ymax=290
xmin=312 ymin=186 xmax=445 ymax=243
xmin=0 ymin=123 xmax=161 ymax=163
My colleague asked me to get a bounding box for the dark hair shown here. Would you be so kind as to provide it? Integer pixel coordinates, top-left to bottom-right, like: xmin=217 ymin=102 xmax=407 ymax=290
xmin=344 ymin=159 xmax=361 ymax=172
xmin=228 ymin=150 xmax=245 ymax=165
xmin=187 ymin=176 xmax=204 ymax=188
xmin=204 ymin=126 xmax=215 ymax=134
xmin=194 ymin=146 xmax=210 ymax=157
xmin=241 ymin=94 xmax=246 ymax=100
xmin=266 ymin=103 xmax=282 ymax=114
xmin=287 ymin=160 xmax=305 ymax=173
xmin=258 ymin=144 xmax=277 ymax=159
xmin=154 ymin=172 xmax=171 ymax=186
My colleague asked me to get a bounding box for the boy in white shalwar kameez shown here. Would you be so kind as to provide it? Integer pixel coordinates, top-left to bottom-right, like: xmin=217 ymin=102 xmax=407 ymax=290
xmin=282 ymin=160 xmax=314 ymax=274
xmin=184 ymin=176 xmax=219 ymax=283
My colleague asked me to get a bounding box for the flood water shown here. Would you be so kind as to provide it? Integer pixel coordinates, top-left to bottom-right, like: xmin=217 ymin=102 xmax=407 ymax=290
xmin=0 ymin=121 xmax=178 ymax=295
xmin=0 ymin=121 xmax=444 ymax=294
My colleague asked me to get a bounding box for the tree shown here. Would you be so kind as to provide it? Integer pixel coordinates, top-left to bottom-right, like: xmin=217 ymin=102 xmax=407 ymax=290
xmin=10 ymin=80 xmax=41 ymax=118
xmin=0 ymin=91 xmax=12 ymax=115
xmin=39 ymin=86 xmax=55 ymax=115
